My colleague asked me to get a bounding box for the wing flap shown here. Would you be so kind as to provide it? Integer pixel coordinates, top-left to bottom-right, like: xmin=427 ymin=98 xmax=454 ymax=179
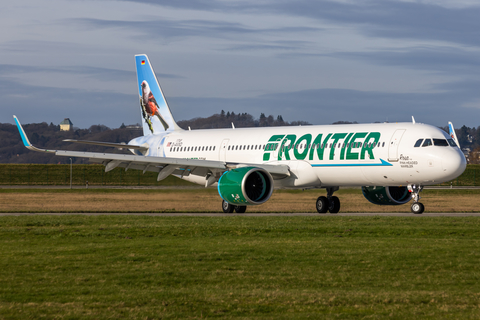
xmin=55 ymin=150 xmax=227 ymax=170
xmin=63 ymin=139 xmax=149 ymax=152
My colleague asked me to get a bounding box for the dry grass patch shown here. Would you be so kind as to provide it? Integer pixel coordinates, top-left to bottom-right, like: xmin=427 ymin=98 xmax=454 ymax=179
xmin=0 ymin=188 xmax=479 ymax=212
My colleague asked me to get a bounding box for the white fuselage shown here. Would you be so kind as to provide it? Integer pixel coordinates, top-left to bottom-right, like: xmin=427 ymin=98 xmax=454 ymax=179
xmin=129 ymin=122 xmax=466 ymax=188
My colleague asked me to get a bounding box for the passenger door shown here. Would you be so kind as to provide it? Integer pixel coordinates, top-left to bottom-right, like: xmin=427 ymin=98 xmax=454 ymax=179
xmin=219 ymin=139 xmax=229 ymax=162
xmin=388 ymin=129 xmax=405 ymax=162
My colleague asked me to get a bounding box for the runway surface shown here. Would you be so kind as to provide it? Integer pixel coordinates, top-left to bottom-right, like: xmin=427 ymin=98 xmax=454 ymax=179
xmin=1 ymin=212 xmax=480 ymax=217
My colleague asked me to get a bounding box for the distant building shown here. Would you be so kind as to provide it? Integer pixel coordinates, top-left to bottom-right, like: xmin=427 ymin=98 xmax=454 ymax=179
xmin=60 ymin=118 xmax=73 ymax=131
xmin=126 ymin=125 xmax=143 ymax=130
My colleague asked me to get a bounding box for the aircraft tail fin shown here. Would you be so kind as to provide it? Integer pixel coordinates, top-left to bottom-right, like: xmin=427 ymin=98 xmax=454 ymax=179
xmin=135 ymin=54 xmax=182 ymax=135
xmin=448 ymin=121 xmax=461 ymax=148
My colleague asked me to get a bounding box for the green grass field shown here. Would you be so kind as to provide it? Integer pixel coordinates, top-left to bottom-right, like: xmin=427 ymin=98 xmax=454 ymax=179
xmin=1 ymin=215 xmax=480 ymax=319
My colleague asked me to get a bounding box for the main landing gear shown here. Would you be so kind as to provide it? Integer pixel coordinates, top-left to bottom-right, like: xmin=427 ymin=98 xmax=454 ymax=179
xmin=222 ymin=200 xmax=247 ymax=214
xmin=408 ymin=184 xmax=424 ymax=214
xmin=316 ymin=187 xmax=340 ymax=214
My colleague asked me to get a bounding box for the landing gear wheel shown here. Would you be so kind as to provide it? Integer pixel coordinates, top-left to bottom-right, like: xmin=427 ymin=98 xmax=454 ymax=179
xmin=316 ymin=196 xmax=328 ymax=214
xmin=328 ymin=196 xmax=341 ymax=214
xmin=411 ymin=202 xmax=425 ymax=214
xmin=234 ymin=206 xmax=247 ymax=213
xmin=222 ymin=200 xmax=234 ymax=213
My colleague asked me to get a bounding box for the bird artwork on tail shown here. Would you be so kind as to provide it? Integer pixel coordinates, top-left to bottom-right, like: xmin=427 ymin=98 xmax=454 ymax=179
xmin=140 ymin=80 xmax=170 ymax=133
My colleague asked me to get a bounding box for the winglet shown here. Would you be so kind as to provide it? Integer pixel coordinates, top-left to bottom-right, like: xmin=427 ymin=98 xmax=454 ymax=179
xmin=13 ymin=116 xmax=55 ymax=153
xmin=448 ymin=121 xmax=461 ymax=148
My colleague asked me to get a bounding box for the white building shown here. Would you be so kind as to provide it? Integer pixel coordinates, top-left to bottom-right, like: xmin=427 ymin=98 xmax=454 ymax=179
xmin=60 ymin=118 xmax=73 ymax=131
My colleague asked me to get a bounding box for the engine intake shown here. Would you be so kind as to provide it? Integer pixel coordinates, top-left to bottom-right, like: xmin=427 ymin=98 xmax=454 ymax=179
xmin=362 ymin=186 xmax=411 ymax=206
xmin=218 ymin=167 xmax=273 ymax=205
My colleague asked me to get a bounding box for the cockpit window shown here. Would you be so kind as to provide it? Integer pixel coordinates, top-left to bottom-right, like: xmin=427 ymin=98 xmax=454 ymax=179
xmin=447 ymin=139 xmax=457 ymax=147
xmin=433 ymin=139 xmax=449 ymax=147
xmin=414 ymin=139 xmax=423 ymax=148
xmin=422 ymin=139 xmax=432 ymax=147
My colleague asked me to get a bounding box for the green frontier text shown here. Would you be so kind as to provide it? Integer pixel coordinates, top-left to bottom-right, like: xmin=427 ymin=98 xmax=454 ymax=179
xmin=263 ymin=132 xmax=381 ymax=161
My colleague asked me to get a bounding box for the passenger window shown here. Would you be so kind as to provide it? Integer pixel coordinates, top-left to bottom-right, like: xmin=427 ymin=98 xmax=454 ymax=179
xmin=433 ymin=139 xmax=448 ymax=147
xmin=422 ymin=139 xmax=432 ymax=147
xmin=414 ymin=139 xmax=423 ymax=148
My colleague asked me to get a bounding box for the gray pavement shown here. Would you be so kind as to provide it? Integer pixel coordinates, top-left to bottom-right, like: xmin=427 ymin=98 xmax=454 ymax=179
xmin=1 ymin=212 xmax=480 ymax=217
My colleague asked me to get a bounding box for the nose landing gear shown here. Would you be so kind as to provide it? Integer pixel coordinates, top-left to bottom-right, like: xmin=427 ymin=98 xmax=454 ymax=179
xmin=316 ymin=187 xmax=340 ymax=214
xmin=408 ymin=184 xmax=424 ymax=214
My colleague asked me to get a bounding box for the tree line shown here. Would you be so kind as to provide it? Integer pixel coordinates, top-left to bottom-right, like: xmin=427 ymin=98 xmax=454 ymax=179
xmin=177 ymin=110 xmax=310 ymax=129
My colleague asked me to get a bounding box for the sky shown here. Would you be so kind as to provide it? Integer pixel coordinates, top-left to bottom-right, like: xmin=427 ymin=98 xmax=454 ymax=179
xmin=2 ymin=0 xmax=480 ymax=129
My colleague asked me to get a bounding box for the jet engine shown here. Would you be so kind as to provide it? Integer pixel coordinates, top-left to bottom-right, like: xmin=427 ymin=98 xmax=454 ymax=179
xmin=361 ymin=186 xmax=412 ymax=205
xmin=218 ymin=167 xmax=273 ymax=205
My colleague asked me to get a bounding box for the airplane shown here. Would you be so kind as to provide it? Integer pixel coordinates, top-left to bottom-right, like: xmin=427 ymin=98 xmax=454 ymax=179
xmin=14 ymin=54 xmax=467 ymax=214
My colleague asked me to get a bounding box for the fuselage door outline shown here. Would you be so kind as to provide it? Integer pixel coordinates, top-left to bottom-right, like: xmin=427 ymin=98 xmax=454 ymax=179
xmin=388 ymin=129 xmax=406 ymax=162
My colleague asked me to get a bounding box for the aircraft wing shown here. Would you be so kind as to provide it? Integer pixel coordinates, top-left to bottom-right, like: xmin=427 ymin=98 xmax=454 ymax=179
xmin=14 ymin=116 xmax=289 ymax=182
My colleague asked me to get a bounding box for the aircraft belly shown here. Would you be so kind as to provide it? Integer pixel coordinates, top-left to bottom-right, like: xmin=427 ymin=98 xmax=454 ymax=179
xmin=312 ymin=167 xmax=371 ymax=186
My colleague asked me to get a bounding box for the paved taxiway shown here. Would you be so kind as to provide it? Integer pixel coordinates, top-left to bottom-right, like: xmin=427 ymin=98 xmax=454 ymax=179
xmin=1 ymin=212 xmax=480 ymax=217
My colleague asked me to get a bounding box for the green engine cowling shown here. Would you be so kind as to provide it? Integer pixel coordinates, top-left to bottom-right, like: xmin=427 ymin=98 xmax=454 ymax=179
xmin=362 ymin=186 xmax=411 ymax=205
xmin=218 ymin=167 xmax=273 ymax=205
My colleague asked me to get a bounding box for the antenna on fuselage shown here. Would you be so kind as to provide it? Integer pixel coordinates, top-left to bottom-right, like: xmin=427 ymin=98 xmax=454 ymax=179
xmin=412 ymin=116 xmax=416 ymax=124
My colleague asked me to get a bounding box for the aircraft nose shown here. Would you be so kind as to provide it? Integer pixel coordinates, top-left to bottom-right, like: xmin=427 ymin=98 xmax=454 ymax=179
xmin=442 ymin=149 xmax=467 ymax=180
